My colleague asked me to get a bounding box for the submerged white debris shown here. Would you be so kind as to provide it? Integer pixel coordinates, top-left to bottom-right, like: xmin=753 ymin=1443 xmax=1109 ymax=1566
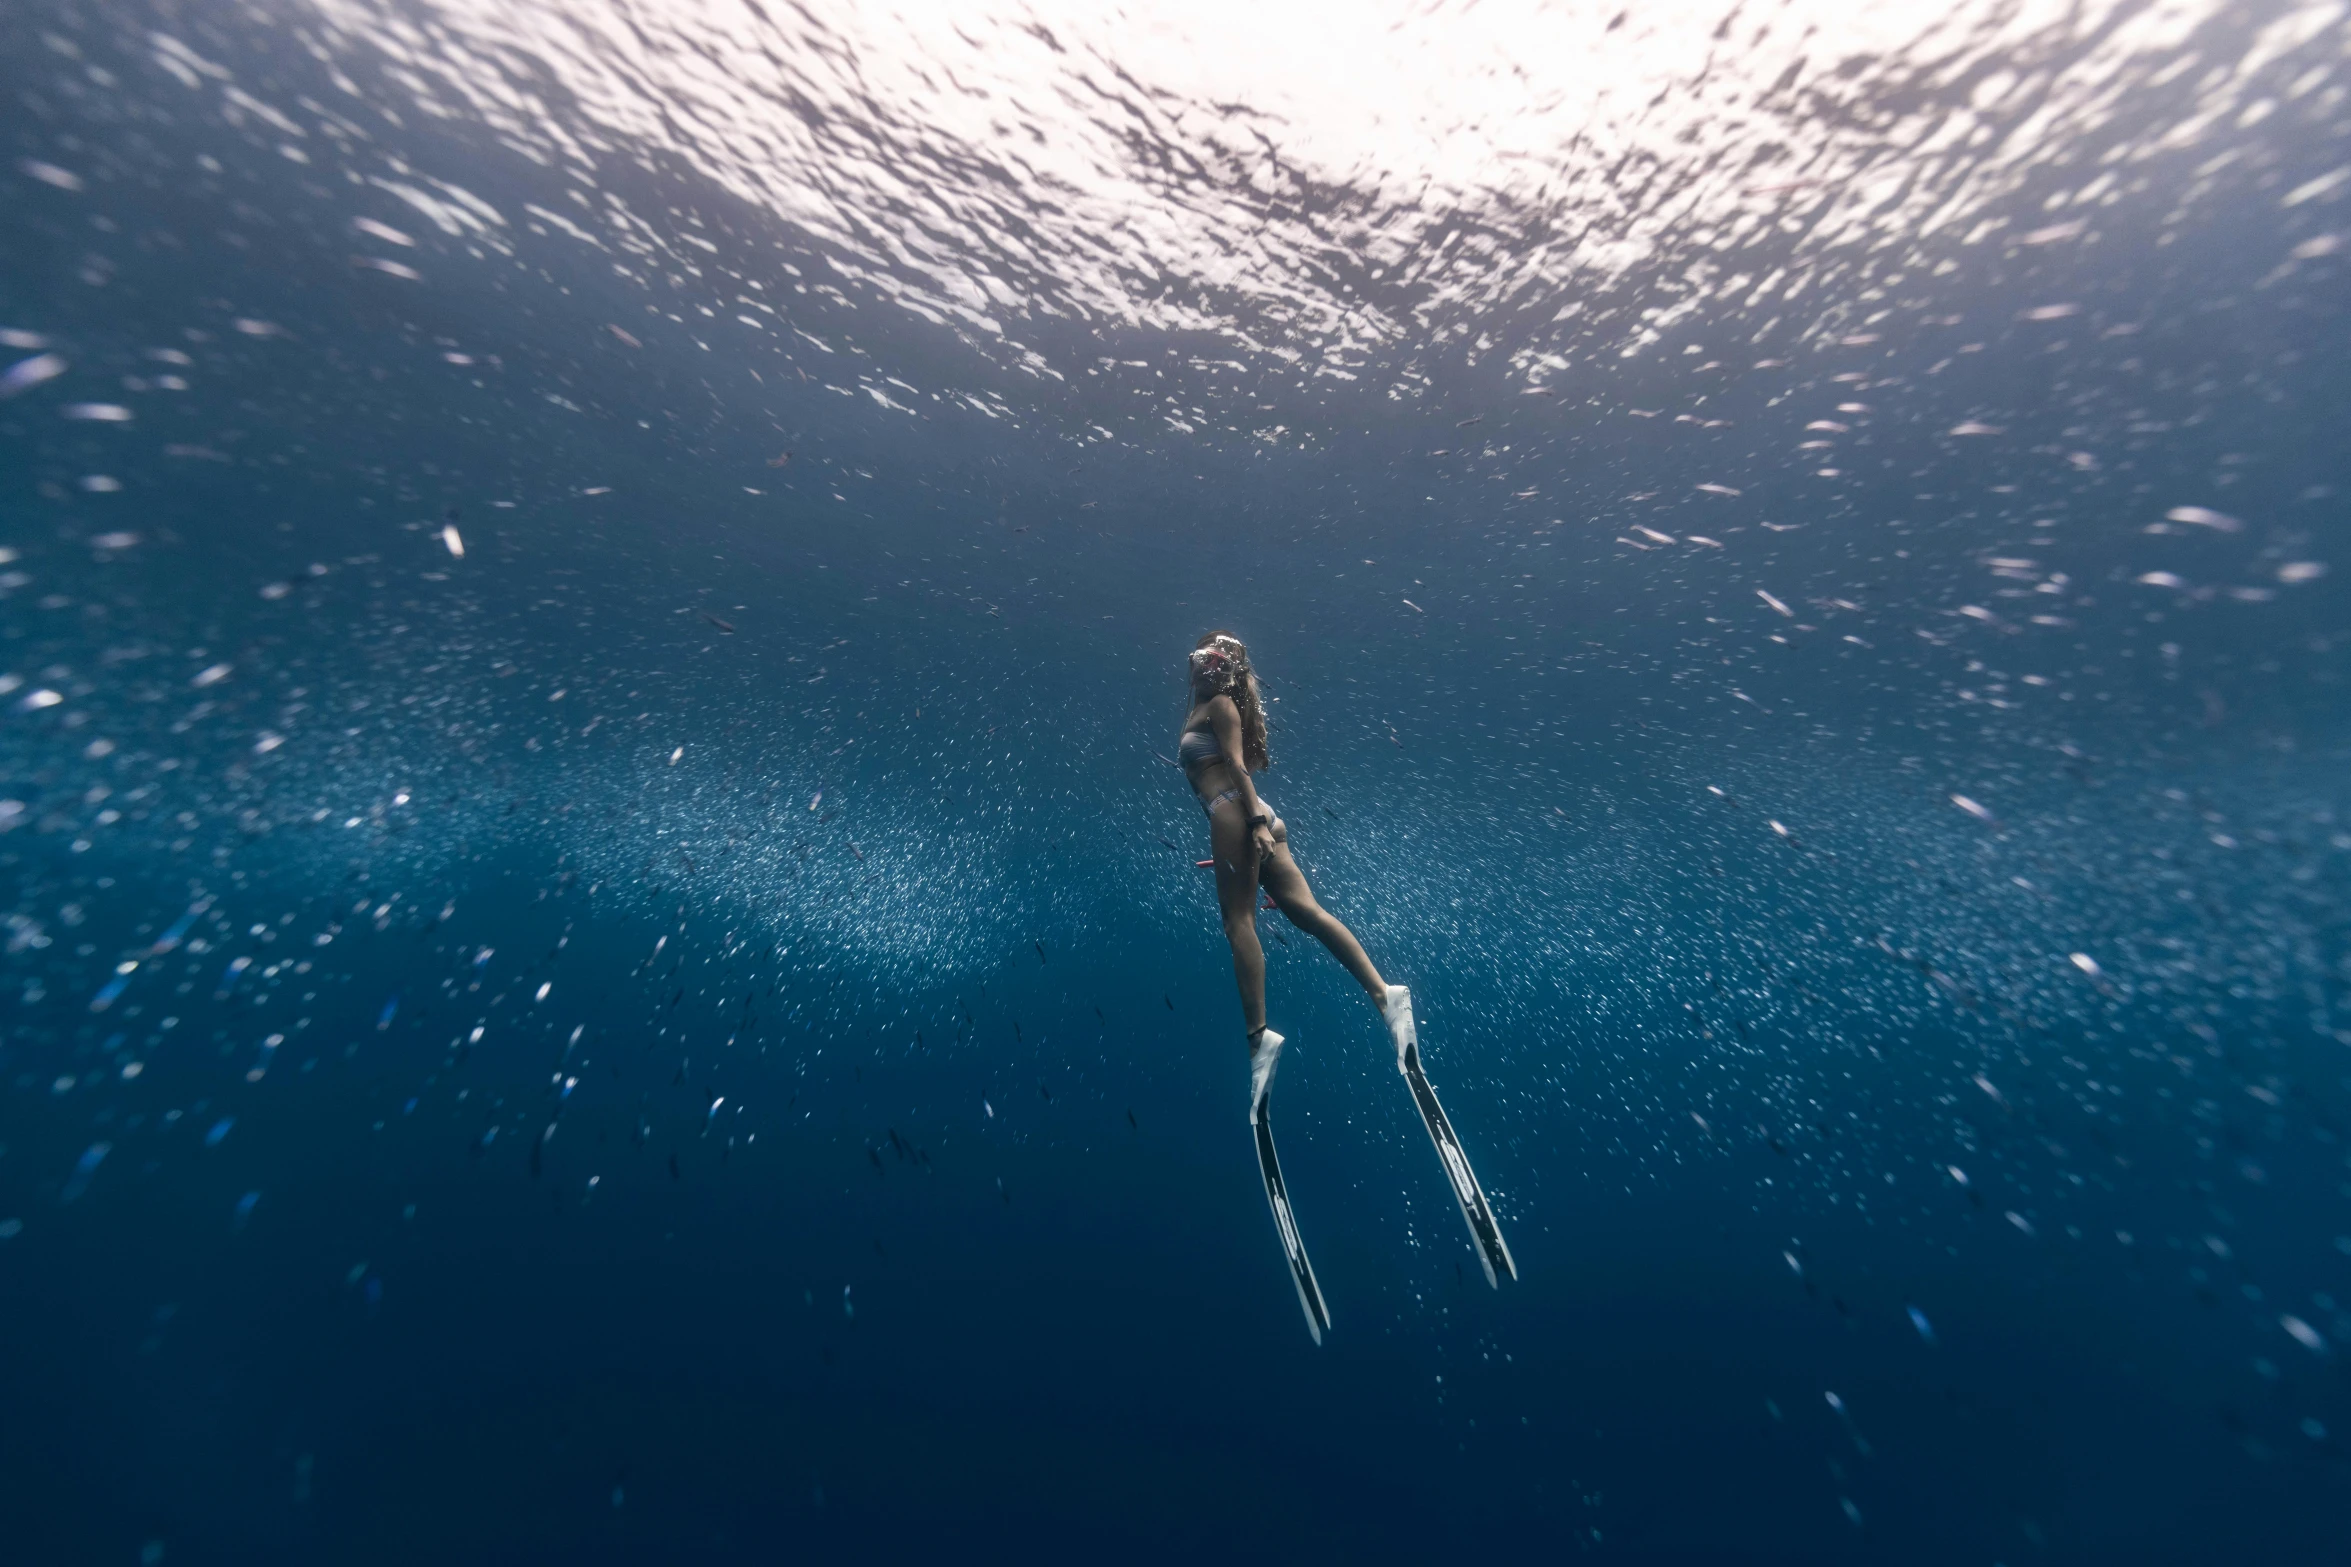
xmin=0 ymin=353 xmax=67 ymax=397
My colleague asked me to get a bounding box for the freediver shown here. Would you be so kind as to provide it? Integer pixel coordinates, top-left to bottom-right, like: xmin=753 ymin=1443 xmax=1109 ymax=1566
xmin=1177 ymin=632 xmax=1515 ymax=1337
xmin=1178 ymin=632 xmax=1392 ymax=1086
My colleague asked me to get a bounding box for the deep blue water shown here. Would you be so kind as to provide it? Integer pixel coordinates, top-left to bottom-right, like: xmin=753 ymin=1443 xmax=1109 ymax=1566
xmin=3 ymin=2 xmax=2349 ymax=1561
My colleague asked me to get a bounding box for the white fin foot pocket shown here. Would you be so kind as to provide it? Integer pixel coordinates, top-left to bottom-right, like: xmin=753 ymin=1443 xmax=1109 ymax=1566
xmin=1248 ymin=1027 xmax=1285 ymax=1118
xmin=1379 ymin=985 xmax=1416 ymax=1071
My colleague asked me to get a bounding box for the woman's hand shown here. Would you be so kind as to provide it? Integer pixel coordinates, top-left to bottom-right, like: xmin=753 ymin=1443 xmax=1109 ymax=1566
xmin=1251 ymin=823 xmax=1276 ymax=861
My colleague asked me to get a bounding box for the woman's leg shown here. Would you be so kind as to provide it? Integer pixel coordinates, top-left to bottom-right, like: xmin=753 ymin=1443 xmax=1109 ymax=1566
xmin=1209 ymin=800 xmax=1268 ymax=1035
xmin=1258 ymin=827 xmax=1387 ymax=1001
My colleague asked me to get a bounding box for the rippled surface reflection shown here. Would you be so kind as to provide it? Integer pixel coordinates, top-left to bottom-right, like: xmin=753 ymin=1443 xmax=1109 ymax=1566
xmin=298 ymin=0 xmax=2329 ymax=379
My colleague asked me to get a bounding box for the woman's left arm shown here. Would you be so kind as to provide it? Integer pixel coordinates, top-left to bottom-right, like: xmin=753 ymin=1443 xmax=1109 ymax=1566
xmin=1211 ymin=696 xmax=1277 ymax=860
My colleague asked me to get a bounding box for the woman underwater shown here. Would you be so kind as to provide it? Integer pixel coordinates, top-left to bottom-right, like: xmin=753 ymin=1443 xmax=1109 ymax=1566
xmin=1180 ymin=632 xmax=1514 ymax=1340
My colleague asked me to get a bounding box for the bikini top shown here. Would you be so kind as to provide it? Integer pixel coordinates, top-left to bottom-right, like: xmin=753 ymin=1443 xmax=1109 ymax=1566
xmin=1177 ymin=723 xmax=1224 ymax=782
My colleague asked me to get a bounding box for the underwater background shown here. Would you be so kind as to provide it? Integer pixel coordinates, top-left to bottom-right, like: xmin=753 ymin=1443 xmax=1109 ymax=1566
xmin=2 ymin=1 xmax=2349 ymax=1560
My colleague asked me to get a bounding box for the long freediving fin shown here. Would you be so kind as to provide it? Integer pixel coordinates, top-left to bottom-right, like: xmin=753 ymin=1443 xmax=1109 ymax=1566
xmin=1249 ymin=1029 xmax=1331 ymax=1344
xmin=1382 ymin=987 xmax=1516 ymax=1288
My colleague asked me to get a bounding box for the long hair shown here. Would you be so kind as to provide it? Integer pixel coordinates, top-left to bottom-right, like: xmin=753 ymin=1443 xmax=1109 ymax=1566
xmin=1193 ymin=630 xmax=1270 ymax=771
